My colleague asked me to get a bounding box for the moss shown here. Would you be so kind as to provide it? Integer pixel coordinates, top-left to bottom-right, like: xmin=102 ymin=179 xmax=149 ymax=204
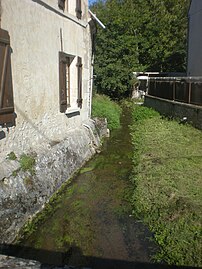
xmin=19 ymin=154 xmax=36 ymax=175
xmin=79 ymin=166 xmax=95 ymax=174
xmin=12 ymin=170 xmax=18 ymax=177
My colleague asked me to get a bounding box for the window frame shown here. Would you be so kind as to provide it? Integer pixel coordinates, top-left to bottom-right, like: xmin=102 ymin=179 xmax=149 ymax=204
xmin=59 ymin=52 xmax=74 ymax=113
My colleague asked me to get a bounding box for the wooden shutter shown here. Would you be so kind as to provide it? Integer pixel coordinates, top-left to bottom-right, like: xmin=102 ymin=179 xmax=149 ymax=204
xmin=76 ymin=0 xmax=82 ymax=19
xmin=59 ymin=52 xmax=67 ymax=112
xmin=0 ymin=29 xmax=15 ymax=125
xmin=58 ymin=0 xmax=65 ymax=11
xmin=77 ymin=56 xmax=83 ymax=108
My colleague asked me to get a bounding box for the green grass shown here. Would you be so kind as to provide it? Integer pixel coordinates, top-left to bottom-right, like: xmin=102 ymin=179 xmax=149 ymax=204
xmin=130 ymin=105 xmax=202 ymax=267
xmin=92 ymin=94 xmax=122 ymax=130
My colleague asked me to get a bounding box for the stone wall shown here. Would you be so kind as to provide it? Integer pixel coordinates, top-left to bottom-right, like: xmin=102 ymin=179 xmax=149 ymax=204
xmin=0 ymin=119 xmax=100 ymax=244
xmin=144 ymin=95 xmax=202 ymax=130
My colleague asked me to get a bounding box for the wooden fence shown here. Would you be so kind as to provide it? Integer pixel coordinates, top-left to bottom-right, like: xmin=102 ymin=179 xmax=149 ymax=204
xmin=148 ymin=77 xmax=202 ymax=106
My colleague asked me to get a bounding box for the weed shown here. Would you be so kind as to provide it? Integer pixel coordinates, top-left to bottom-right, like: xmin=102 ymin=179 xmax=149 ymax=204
xmin=7 ymin=151 xmax=17 ymax=160
xmin=12 ymin=170 xmax=18 ymax=177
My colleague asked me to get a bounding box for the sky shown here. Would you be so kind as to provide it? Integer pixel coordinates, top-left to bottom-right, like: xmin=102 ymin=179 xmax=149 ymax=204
xmin=89 ymin=0 xmax=97 ymax=5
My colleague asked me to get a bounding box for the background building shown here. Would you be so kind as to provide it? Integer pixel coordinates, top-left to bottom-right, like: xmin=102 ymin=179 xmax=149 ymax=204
xmin=187 ymin=0 xmax=202 ymax=76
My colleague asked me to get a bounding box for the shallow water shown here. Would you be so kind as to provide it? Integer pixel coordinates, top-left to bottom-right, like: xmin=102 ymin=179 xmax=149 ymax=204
xmin=17 ymin=106 xmax=157 ymax=267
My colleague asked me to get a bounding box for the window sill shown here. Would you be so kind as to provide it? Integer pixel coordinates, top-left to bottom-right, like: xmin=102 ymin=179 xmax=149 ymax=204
xmin=65 ymin=108 xmax=80 ymax=117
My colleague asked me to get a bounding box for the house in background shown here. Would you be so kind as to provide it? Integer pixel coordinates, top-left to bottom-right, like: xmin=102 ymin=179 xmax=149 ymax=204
xmin=187 ymin=0 xmax=202 ymax=76
xmin=0 ymin=0 xmax=98 ymax=159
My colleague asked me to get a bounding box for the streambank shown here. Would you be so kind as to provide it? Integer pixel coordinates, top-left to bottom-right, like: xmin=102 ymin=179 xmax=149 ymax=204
xmin=11 ymin=105 xmax=157 ymax=267
xmin=130 ymin=105 xmax=202 ymax=267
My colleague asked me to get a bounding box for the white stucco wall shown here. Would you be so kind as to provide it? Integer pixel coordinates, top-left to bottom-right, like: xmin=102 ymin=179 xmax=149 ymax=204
xmin=0 ymin=0 xmax=94 ymax=159
xmin=187 ymin=0 xmax=202 ymax=76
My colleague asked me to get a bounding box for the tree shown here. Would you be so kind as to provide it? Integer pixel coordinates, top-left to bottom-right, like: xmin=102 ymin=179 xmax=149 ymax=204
xmin=92 ymin=0 xmax=190 ymax=99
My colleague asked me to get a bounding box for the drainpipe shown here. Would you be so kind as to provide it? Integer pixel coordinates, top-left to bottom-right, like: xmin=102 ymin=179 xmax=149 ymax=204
xmin=83 ymin=123 xmax=99 ymax=148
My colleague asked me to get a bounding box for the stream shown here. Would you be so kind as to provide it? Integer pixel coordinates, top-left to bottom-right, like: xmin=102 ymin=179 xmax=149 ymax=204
xmin=16 ymin=106 xmax=157 ymax=268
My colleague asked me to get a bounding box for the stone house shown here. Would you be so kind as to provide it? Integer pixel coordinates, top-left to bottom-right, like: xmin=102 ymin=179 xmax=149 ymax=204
xmin=0 ymin=0 xmax=105 ymax=243
xmin=187 ymin=0 xmax=202 ymax=76
xmin=0 ymin=0 xmax=97 ymax=160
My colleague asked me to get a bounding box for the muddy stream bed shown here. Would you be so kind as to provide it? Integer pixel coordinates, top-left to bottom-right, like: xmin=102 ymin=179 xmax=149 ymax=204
xmin=15 ymin=107 xmax=157 ymax=268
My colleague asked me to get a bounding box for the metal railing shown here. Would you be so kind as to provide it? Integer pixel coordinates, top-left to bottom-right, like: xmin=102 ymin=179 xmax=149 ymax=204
xmin=148 ymin=77 xmax=202 ymax=106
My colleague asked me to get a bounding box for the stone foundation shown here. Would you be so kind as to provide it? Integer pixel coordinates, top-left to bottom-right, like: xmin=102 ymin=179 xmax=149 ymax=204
xmin=0 ymin=120 xmax=101 ymax=244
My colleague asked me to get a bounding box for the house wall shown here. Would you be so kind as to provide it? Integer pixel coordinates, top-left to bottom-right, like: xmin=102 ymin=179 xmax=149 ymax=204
xmin=187 ymin=0 xmax=202 ymax=76
xmin=0 ymin=0 xmax=93 ymax=159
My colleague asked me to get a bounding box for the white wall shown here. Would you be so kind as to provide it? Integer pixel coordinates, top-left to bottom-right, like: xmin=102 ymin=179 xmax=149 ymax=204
xmin=187 ymin=0 xmax=202 ymax=76
xmin=0 ymin=0 xmax=93 ymax=159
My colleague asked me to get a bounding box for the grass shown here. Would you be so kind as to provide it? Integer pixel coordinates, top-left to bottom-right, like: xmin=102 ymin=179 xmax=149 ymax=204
xmin=130 ymin=104 xmax=202 ymax=267
xmin=92 ymin=94 xmax=122 ymax=130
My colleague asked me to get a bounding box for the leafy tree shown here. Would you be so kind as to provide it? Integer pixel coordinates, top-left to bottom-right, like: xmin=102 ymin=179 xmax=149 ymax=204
xmin=137 ymin=0 xmax=190 ymax=71
xmin=91 ymin=0 xmax=190 ymax=99
xmin=92 ymin=0 xmax=141 ymax=99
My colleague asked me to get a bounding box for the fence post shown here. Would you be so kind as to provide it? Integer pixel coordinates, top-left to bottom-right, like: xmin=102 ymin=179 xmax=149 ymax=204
xmin=173 ymin=81 xmax=175 ymax=101
xmin=188 ymin=82 xmax=191 ymax=104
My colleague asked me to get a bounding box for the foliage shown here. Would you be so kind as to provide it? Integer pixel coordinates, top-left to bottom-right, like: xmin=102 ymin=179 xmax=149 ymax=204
xmin=91 ymin=0 xmax=190 ymax=99
xmin=19 ymin=154 xmax=36 ymax=175
xmin=92 ymin=94 xmax=122 ymax=130
xmin=130 ymin=105 xmax=202 ymax=266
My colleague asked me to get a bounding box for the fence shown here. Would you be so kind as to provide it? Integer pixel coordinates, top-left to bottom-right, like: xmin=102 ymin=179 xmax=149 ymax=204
xmin=148 ymin=77 xmax=202 ymax=106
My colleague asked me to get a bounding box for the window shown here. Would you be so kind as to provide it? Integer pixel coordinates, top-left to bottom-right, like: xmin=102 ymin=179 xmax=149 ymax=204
xmin=0 ymin=28 xmax=15 ymax=126
xmin=77 ymin=57 xmax=83 ymax=108
xmin=59 ymin=53 xmax=82 ymax=113
xmin=59 ymin=52 xmax=73 ymax=112
xmin=76 ymin=0 xmax=82 ymax=19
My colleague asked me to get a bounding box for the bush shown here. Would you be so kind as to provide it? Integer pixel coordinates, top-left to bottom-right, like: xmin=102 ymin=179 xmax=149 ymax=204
xmin=92 ymin=94 xmax=122 ymax=130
